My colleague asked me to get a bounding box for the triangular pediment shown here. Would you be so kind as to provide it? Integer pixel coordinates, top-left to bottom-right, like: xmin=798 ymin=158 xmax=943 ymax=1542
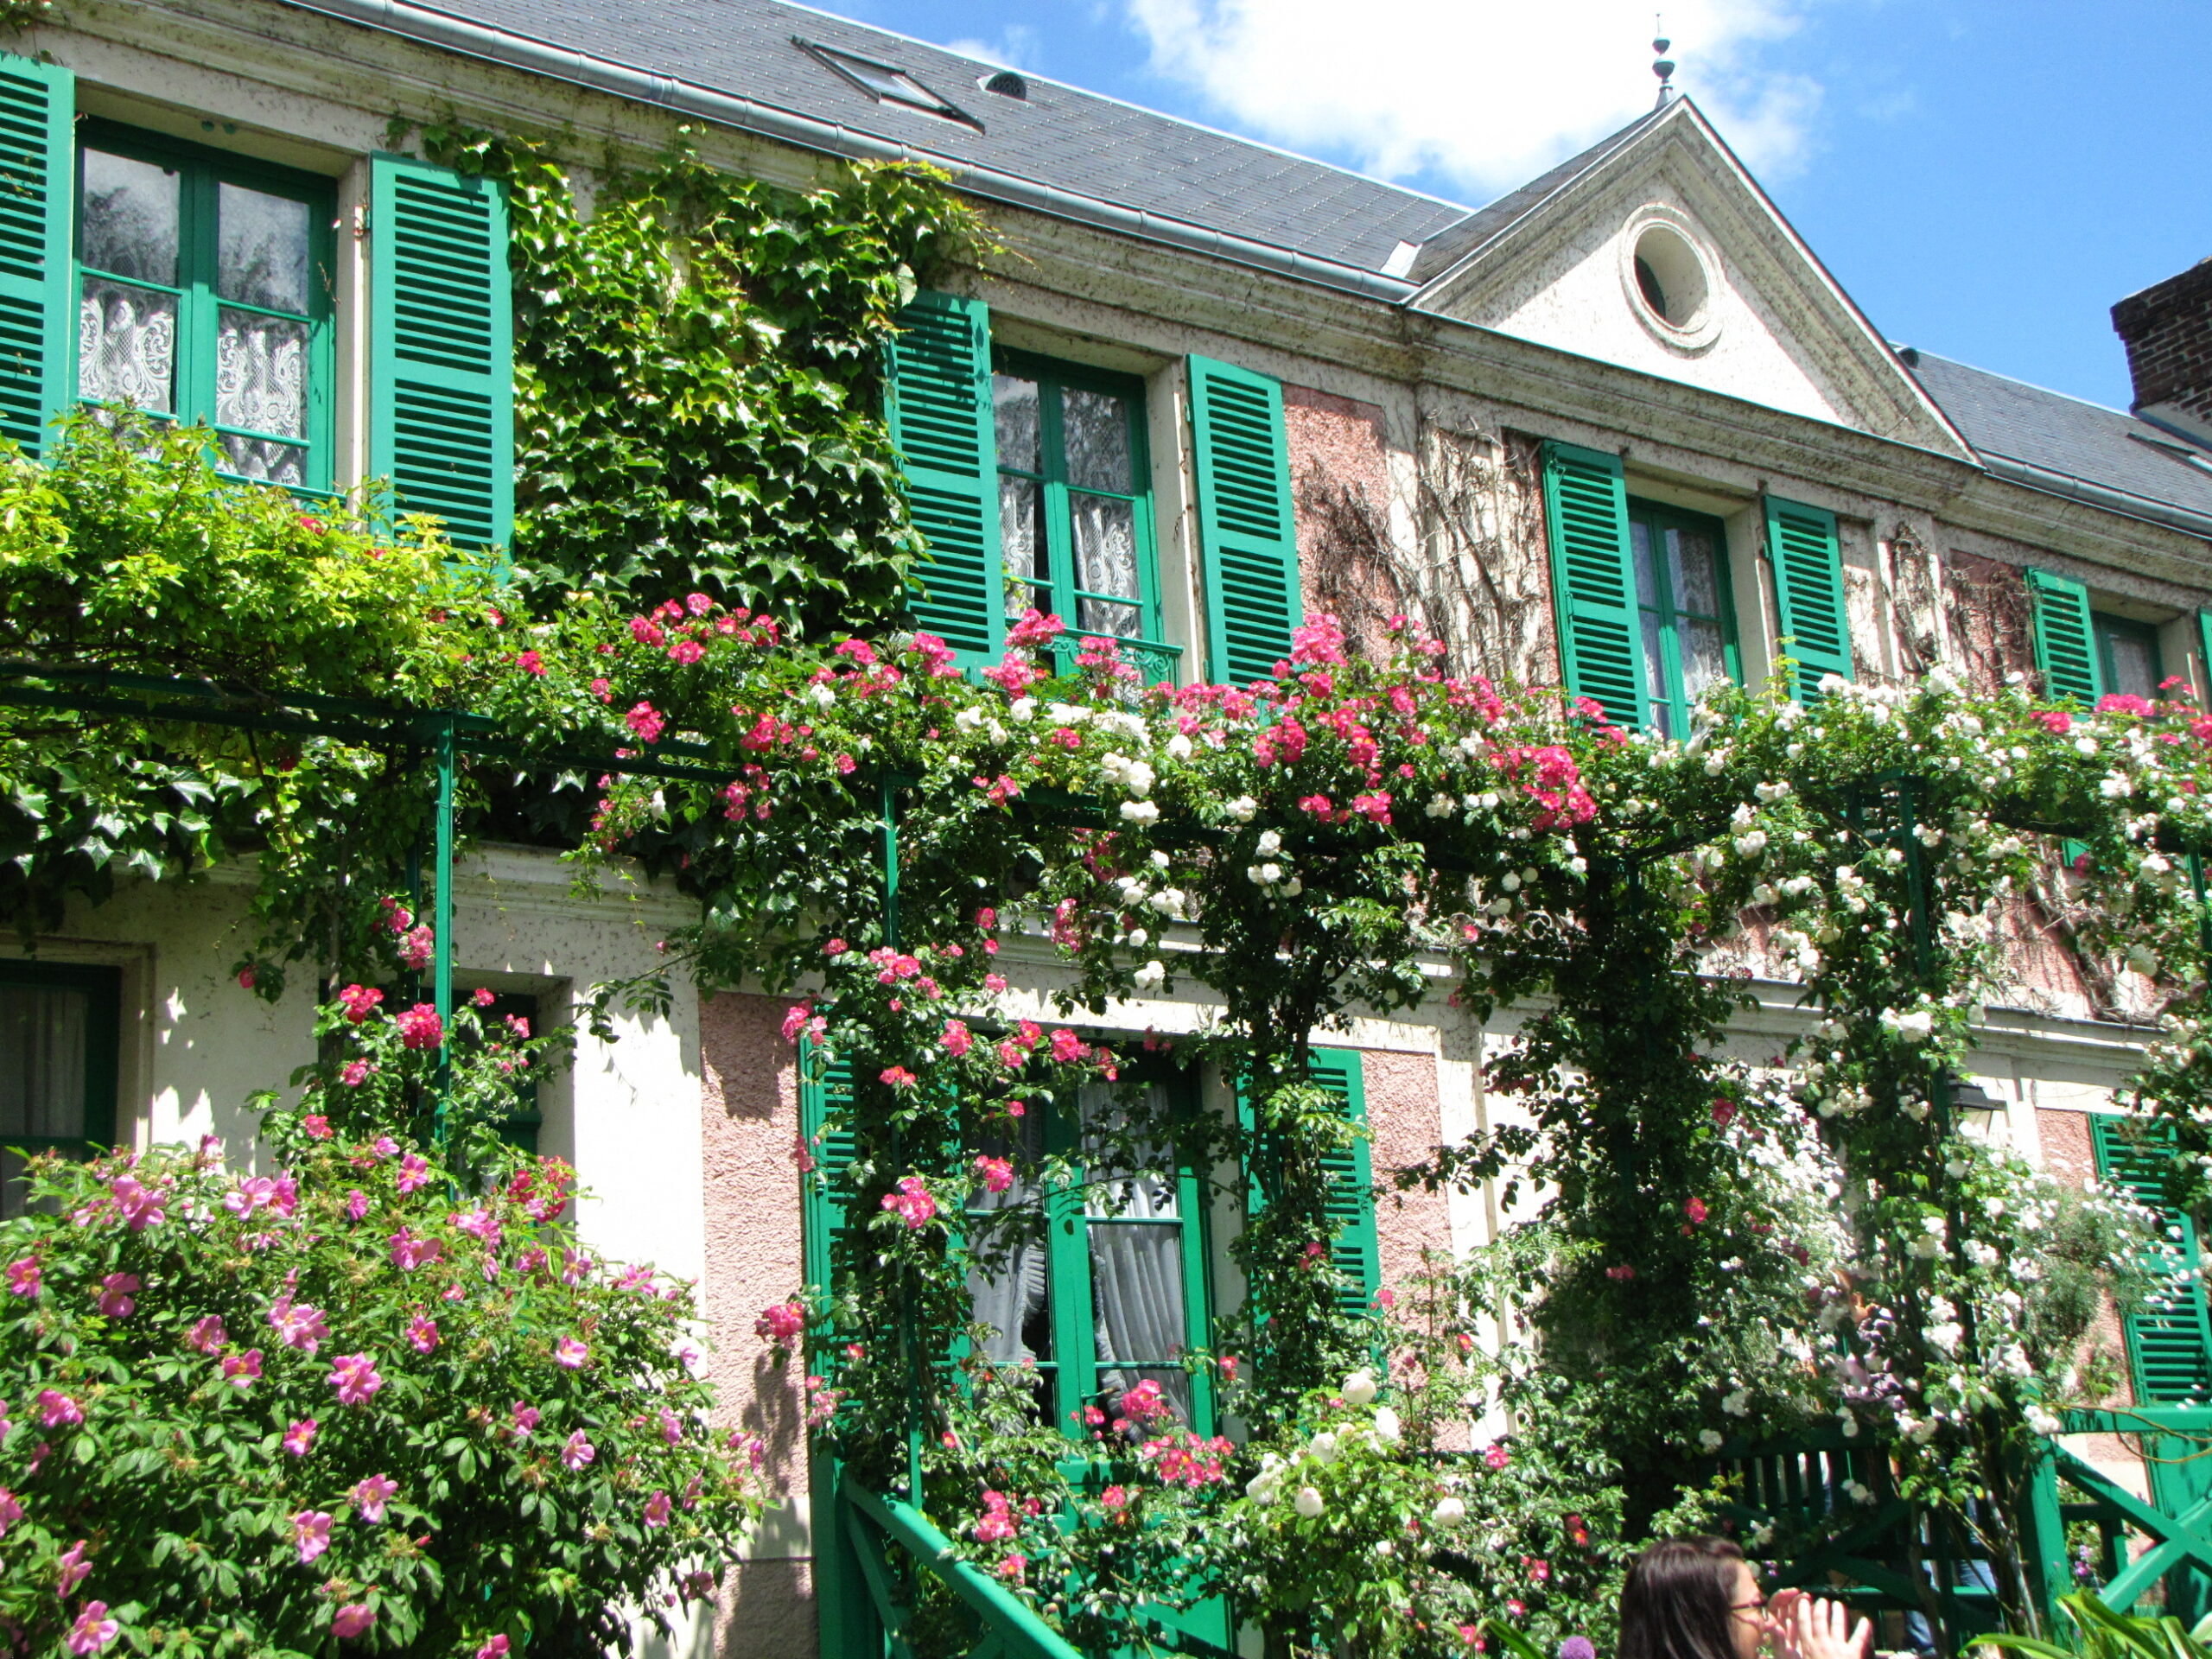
xmin=1411 ymin=100 xmax=1971 ymax=455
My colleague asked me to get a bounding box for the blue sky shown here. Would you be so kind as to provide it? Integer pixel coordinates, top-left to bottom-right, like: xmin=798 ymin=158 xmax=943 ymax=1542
xmin=800 ymin=0 xmax=2209 ymax=413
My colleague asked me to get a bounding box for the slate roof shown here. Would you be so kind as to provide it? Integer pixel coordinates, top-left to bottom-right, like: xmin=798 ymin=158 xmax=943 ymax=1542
xmin=1904 ymin=350 xmax=2212 ymax=525
xmin=401 ymin=0 xmax=1471 ymax=274
xmin=1406 ymin=110 xmax=1662 ymax=285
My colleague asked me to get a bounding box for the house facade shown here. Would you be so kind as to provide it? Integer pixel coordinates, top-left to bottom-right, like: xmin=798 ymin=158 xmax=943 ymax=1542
xmin=6 ymin=0 xmax=2212 ymax=1652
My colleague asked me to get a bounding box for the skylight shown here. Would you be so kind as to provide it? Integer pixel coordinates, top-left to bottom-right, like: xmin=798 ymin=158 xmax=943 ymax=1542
xmin=797 ymin=40 xmax=981 ymax=130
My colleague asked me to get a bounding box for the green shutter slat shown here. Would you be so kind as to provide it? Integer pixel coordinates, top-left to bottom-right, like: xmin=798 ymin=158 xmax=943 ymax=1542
xmin=0 ymin=54 xmax=70 ymax=458
xmin=2027 ymin=568 xmax=2101 ymax=705
xmin=887 ymin=290 xmax=1002 ymax=663
xmin=2089 ymin=1115 xmax=2212 ymax=1404
xmin=1764 ymin=496 xmax=1853 ymax=700
xmin=1541 ymin=440 xmax=1649 ymax=729
xmin=1235 ymin=1049 xmax=1378 ymax=1322
xmin=799 ymin=1038 xmax=856 ymax=1293
xmin=1191 ymin=355 xmax=1300 ymax=686
xmin=369 ymin=154 xmax=512 ymax=554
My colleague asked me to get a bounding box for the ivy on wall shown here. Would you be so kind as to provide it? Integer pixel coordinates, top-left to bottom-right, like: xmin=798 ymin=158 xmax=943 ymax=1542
xmin=420 ymin=124 xmax=987 ymax=635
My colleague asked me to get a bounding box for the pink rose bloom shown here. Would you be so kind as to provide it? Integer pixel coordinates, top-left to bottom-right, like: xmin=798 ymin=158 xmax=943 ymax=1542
xmin=95 ymin=1274 xmax=137 ymax=1319
xmin=755 ymin=1300 xmax=804 ymax=1344
xmin=293 ymin=1510 xmax=334 ymax=1563
xmin=331 ymin=1604 xmax=376 ymax=1639
xmin=1483 ymin=1444 xmax=1510 ymax=1470
xmin=1050 ymin=1029 xmax=1086 ymax=1064
xmin=643 ymin=1491 xmax=672 ymax=1529
xmin=345 ymin=1189 xmax=370 ymax=1222
xmin=339 ymin=1058 xmax=374 ymax=1090
xmin=941 ymin=1020 xmax=974 ymax=1056
xmin=398 ymin=925 xmax=435 ymax=973
xmin=396 ymin=1005 xmax=443 ymax=1051
xmin=512 ymin=1402 xmax=540 ymax=1434
xmin=973 ymin=1155 xmax=1014 ymax=1194
xmin=388 ymin=1229 xmax=444 ymax=1272
xmin=0 ymin=1488 xmax=22 ymax=1535
xmin=479 ymin=1637 xmax=512 ymax=1659
xmin=111 ymin=1176 xmax=165 ymax=1231
xmin=562 ymin=1430 xmax=595 ymax=1471
xmin=395 ymin=1154 xmax=431 ymax=1195
xmin=221 ymin=1349 xmax=264 ymax=1389
xmin=879 ymin=1065 xmax=917 ymax=1089
xmin=983 ymin=973 xmax=1008 ymax=994
xmin=336 ymin=983 xmax=384 ymax=1024
xmin=283 ymin=1418 xmax=318 ymax=1456
xmin=880 ymin=1175 xmax=937 ymax=1230
xmin=301 ymin=1114 xmax=334 ymax=1141
xmin=57 ymin=1539 xmax=91 ymax=1594
xmin=372 ymin=1135 xmax=400 ymax=1159
xmin=36 ymin=1389 xmax=83 ymax=1427
xmin=64 ymin=1602 xmax=118 ymax=1656
xmin=270 ymin=1300 xmax=329 ymax=1354
xmin=516 ymin=649 xmax=545 ymax=676
xmin=555 ymin=1337 xmax=588 ymax=1370
xmin=328 ymin=1352 xmax=385 ymax=1407
xmin=626 ymin=702 xmax=665 ymax=743
xmin=4 ymin=1256 xmax=39 ymax=1296
xmin=454 ymin=1207 xmax=502 ymax=1245
xmin=406 ymin=1313 xmax=440 ymax=1353
xmin=352 ymin=1473 xmax=397 ymax=1522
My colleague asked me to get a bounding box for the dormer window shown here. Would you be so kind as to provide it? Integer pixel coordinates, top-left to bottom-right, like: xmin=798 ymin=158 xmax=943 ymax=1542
xmin=798 ymin=41 xmax=980 ymax=129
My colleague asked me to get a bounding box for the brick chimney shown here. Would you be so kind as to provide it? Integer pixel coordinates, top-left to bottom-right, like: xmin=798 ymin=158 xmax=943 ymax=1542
xmin=2113 ymin=257 xmax=2212 ymax=444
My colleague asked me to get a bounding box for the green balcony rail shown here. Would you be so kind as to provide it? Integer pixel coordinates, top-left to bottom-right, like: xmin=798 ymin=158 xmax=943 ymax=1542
xmin=1039 ymin=631 xmax=1182 ymax=689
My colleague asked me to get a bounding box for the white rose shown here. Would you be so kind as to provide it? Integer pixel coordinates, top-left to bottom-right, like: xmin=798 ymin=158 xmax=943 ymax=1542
xmin=1124 ymin=760 xmax=1156 ymax=798
xmin=1721 ymin=1389 xmax=1751 ymax=1417
xmin=1374 ymin=1406 xmax=1402 ymax=1444
xmin=1308 ymin=1430 xmax=1339 ymax=1462
xmin=1341 ymin=1370 xmax=1378 ymax=1405
xmin=1734 ymin=830 xmax=1769 ymax=859
xmin=1697 ymin=1428 xmax=1725 ymax=1452
xmin=1224 ymin=796 xmax=1257 ymax=823
xmin=1426 ymin=792 xmax=1456 ymax=818
xmin=1009 ymin=697 xmax=1037 ymax=722
xmin=1279 ymin=876 xmax=1302 ymax=896
xmin=1165 ymin=733 xmax=1193 ymax=761
xmin=1132 ymin=960 xmax=1166 ymax=988
xmin=1294 ymin=1486 xmax=1325 ymax=1517
xmin=808 ymin=681 xmax=837 ymax=709
xmin=2024 ymin=1405 xmax=2063 ymax=1436
xmin=1119 ymin=800 xmax=1160 ymax=824
xmin=1432 ymin=1496 xmax=1467 ymax=1528
xmin=1127 ymin=928 xmax=1149 ymax=947
xmin=1255 ymin=830 xmax=1283 ymax=855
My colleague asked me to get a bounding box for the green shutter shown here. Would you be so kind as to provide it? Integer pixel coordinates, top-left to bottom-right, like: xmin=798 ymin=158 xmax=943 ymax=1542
xmin=0 ymin=54 xmax=72 ymax=459
xmin=887 ymin=289 xmax=1002 ymax=662
xmin=798 ymin=1038 xmax=856 ymax=1293
xmin=368 ymin=153 xmax=512 ymax=553
xmin=1764 ymin=496 xmax=1853 ymax=700
xmin=2196 ymin=612 xmax=2212 ymax=706
xmin=1541 ymin=440 xmax=1649 ymax=729
xmin=2089 ymin=1115 xmax=2212 ymax=1403
xmin=1191 ymin=355 xmax=1300 ymax=686
xmin=1236 ymin=1047 xmax=1379 ymax=1321
xmin=2027 ymin=568 xmax=2101 ymax=705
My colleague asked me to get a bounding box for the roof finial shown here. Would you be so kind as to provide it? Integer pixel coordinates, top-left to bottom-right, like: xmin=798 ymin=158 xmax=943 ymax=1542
xmin=1652 ymin=16 xmax=1676 ymax=107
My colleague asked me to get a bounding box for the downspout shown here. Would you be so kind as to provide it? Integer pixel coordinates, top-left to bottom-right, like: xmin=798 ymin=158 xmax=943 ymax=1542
xmin=282 ymin=0 xmax=1421 ymax=305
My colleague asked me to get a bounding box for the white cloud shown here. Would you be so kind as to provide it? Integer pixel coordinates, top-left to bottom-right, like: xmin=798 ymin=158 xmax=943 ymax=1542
xmin=1121 ymin=0 xmax=1825 ymax=199
xmin=944 ymin=25 xmax=1042 ymax=70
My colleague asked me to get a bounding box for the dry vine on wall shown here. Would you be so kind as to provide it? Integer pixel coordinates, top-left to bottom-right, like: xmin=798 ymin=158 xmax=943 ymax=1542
xmin=1299 ymin=421 xmax=1556 ymax=687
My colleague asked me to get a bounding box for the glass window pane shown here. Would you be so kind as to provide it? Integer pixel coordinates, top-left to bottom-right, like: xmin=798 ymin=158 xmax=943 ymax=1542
xmin=1681 ymin=618 xmax=1729 ymax=710
xmin=1082 ymin=1084 xmax=1177 ymax=1218
xmin=216 ymin=308 xmax=308 ymax=440
xmin=1061 ymin=388 xmax=1132 ymax=493
xmin=1630 ymin=519 xmax=1656 ymax=611
xmin=2104 ymin=628 xmax=2158 ymax=702
xmin=1667 ymin=524 xmax=1722 ymax=618
xmin=217 ymin=183 xmax=311 ymax=314
xmin=1071 ymin=493 xmax=1138 ymax=603
xmin=78 ymin=278 xmax=176 ymax=413
xmin=217 ymin=434 xmax=306 ymax=487
xmin=968 ymin=1116 xmax=1050 ymax=1366
xmin=999 ymin=475 xmax=1046 ymax=585
xmin=79 ymin=150 xmax=179 ymax=285
xmin=1641 ymin=609 xmax=1671 ymax=740
xmin=1091 ymin=1224 xmax=1188 ymax=1378
xmin=0 ymin=982 xmax=91 ymax=1221
xmin=993 ymin=374 xmax=1040 ymax=474
xmin=1077 ymin=597 xmax=1142 ymax=639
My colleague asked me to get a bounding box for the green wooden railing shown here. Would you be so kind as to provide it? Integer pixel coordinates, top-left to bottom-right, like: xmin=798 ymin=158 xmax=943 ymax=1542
xmin=1040 ymin=632 xmax=1182 ymax=688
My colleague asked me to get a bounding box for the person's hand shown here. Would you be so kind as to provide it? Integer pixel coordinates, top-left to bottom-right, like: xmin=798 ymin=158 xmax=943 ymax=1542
xmin=1763 ymin=1589 xmax=1871 ymax=1659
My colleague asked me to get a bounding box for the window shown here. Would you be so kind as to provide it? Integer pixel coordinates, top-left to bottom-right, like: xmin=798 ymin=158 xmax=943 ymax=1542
xmin=74 ymin=122 xmax=334 ymax=489
xmin=993 ymin=352 xmax=1161 ymax=654
xmin=798 ymin=41 xmax=978 ymax=127
xmin=465 ymin=991 xmax=543 ymax=1155
xmin=1629 ymin=499 xmax=1738 ymax=738
xmin=2094 ymin=613 xmax=2163 ymax=702
xmin=0 ymin=961 xmax=119 ymax=1217
xmin=964 ymin=1076 xmax=1215 ymax=1439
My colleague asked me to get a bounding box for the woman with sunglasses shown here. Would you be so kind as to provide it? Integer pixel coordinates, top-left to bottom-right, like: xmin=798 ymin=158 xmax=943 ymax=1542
xmin=1619 ymin=1536 xmax=1874 ymax=1659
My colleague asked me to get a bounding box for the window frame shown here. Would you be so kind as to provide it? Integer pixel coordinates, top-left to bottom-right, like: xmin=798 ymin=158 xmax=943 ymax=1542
xmin=990 ymin=346 xmax=1163 ymax=657
xmin=72 ymin=118 xmax=338 ymax=493
xmin=1626 ymin=496 xmax=1741 ymax=737
xmin=2093 ymin=612 xmax=2164 ymax=702
xmin=0 ymin=958 xmax=121 ymax=1214
xmin=963 ymin=1065 xmax=1217 ymax=1442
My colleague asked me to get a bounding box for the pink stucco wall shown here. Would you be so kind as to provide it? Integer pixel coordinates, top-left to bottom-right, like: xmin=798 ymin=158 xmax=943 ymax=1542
xmin=699 ymin=992 xmax=815 ymax=1658
xmin=1359 ymin=1048 xmax=1455 ymax=1292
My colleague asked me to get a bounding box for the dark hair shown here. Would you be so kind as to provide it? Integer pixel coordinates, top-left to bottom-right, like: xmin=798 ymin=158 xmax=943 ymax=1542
xmin=1618 ymin=1536 xmax=1750 ymax=1659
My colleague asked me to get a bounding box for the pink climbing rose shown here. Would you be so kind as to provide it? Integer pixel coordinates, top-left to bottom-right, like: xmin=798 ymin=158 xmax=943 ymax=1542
xmin=328 ymin=1352 xmax=385 ymax=1406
